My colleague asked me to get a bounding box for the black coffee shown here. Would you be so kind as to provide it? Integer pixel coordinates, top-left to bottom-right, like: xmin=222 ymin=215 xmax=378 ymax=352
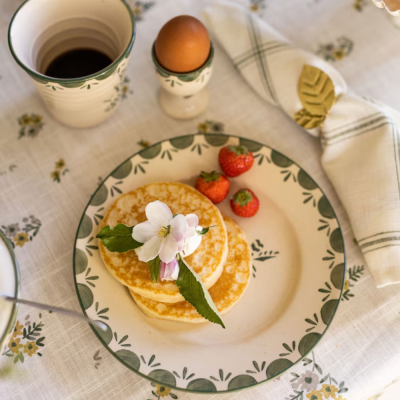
xmin=45 ymin=48 xmax=113 ymax=79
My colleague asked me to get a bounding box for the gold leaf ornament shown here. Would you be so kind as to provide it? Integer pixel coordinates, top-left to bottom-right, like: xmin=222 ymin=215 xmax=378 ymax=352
xmin=294 ymin=65 xmax=336 ymax=129
xmin=294 ymin=109 xmax=325 ymax=129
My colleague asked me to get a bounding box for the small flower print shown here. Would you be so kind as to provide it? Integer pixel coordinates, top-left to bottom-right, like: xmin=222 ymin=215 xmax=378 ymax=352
xmin=8 ymin=338 xmax=23 ymax=354
xmin=1 ymin=216 xmax=42 ymax=249
xmin=4 ymin=224 xmax=20 ymax=238
xmin=55 ymin=159 xmax=65 ymax=169
xmin=353 ymin=0 xmax=367 ymax=11
xmin=249 ymin=0 xmax=266 ymax=13
xmin=12 ymin=321 xmax=23 ymax=338
xmin=197 ymin=120 xmax=225 ymax=134
xmin=121 ymin=77 xmax=133 ymax=99
xmin=317 ymin=37 xmax=353 ymax=62
xmin=156 ymin=385 xmax=171 ymax=397
xmin=149 ymin=382 xmax=178 ymax=399
xmin=344 ymin=279 xmax=349 ymax=291
xmin=212 ymin=122 xmax=224 ymax=132
xmin=23 ymin=341 xmax=38 ymax=357
xmin=104 ymin=71 xmax=132 ymax=112
xmin=320 ymin=384 xmax=339 ymax=399
xmin=51 ymin=170 xmax=61 ymax=182
xmin=292 ymin=370 xmax=319 ymax=391
xmin=31 ymin=115 xmax=43 ymax=125
xmin=138 ymin=140 xmax=151 ymax=148
xmin=198 ymin=122 xmax=209 ymax=133
xmin=333 ymin=49 xmax=345 ymax=60
xmin=19 ymin=114 xmax=31 ymax=126
xmin=3 ymin=313 xmax=46 ymax=363
xmin=287 ymin=352 xmax=348 ymax=400
xmin=17 ymin=113 xmax=44 ymax=139
xmin=14 ymin=232 xmax=29 ymax=247
xmin=129 ymin=1 xmax=155 ymax=21
xmin=306 ymin=390 xmax=324 ymax=400
xmin=51 ymin=158 xmax=69 ymax=183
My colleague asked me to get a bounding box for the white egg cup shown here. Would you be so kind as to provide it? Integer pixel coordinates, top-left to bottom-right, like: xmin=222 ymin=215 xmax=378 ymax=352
xmin=151 ymin=42 xmax=214 ymax=120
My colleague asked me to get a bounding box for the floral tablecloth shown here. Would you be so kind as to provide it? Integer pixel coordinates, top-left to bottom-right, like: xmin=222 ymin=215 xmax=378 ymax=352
xmin=1 ymin=0 xmax=400 ymax=399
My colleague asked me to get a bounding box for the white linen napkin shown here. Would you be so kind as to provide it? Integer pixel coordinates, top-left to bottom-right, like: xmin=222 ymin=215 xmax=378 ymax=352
xmin=203 ymin=1 xmax=400 ymax=288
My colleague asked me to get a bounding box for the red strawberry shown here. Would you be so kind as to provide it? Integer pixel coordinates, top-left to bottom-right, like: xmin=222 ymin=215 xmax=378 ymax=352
xmin=195 ymin=171 xmax=230 ymax=204
xmin=219 ymin=145 xmax=254 ymax=177
xmin=230 ymin=189 xmax=259 ymax=217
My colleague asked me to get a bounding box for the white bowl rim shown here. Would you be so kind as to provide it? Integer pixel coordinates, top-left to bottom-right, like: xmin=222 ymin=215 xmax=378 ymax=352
xmin=0 ymin=229 xmax=20 ymax=351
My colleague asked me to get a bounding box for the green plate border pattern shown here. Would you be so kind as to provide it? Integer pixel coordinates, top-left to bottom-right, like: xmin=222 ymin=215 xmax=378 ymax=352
xmin=0 ymin=229 xmax=21 ymax=352
xmin=73 ymin=133 xmax=346 ymax=394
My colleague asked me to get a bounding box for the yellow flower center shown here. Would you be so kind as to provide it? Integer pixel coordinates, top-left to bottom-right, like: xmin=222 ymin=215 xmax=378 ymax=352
xmin=159 ymin=226 xmax=170 ymax=238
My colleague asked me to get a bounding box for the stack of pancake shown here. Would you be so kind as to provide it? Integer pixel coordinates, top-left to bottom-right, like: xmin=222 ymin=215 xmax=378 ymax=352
xmin=98 ymin=182 xmax=252 ymax=324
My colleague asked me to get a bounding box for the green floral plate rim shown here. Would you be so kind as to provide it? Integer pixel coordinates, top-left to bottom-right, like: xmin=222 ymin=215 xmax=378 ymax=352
xmin=73 ymin=133 xmax=346 ymax=393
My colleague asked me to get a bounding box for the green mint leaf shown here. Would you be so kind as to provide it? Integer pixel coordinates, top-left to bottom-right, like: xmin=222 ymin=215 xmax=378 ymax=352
xmin=176 ymin=258 xmax=225 ymax=328
xmin=147 ymin=256 xmax=161 ymax=282
xmin=198 ymin=225 xmax=217 ymax=235
xmin=96 ymin=224 xmax=143 ymax=253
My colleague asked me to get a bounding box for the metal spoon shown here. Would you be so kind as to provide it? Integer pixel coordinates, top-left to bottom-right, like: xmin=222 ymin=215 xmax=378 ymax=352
xmin=0 ymin=294 xmax=107 ymax=331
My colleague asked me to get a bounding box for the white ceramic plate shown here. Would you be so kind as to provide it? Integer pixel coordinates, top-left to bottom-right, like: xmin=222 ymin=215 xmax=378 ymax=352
xmin=73 ymin=133 xmax=345 ymax=393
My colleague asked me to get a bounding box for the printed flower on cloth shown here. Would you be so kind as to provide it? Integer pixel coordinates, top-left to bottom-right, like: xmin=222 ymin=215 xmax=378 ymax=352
xmin=156 ymin=384 xmax=171 ymax=397
xmin=292 ymin=370 xmax=320 ymax=391
xmin=8 ymin=338 xmax=23 ymax=354
xmin=3 ymin=224 xmax=19 ymax=237
xmin=3 ymin=314 xmax=46 ymax=363
xmin=23 ymin=342 xmax=38 ymax=357
xmin=14 ymin=232 xmax=29 ymax=247
xmin=306 ymin=390 xmax=324 ymax=400
xmin=17 ymin=113 xmax=44 ymax=139
xmin=320 ymin=384 xmax=339 ymax=398
xmin=12 ymin=321 xmax=23 ymax=338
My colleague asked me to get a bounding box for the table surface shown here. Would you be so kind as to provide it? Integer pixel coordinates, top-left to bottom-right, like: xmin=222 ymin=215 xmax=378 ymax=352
xmin=1 ymin=0 xmax=400 ymax=399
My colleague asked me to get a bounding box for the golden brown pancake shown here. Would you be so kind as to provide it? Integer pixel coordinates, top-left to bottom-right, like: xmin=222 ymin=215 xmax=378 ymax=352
xmin=130 ymin=216 xmax=251 ymax=323
xmin=99 ymin=182 xmax=228 ymax=303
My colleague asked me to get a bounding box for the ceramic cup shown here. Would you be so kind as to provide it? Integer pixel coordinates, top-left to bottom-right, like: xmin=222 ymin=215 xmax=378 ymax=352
xmin=151 ymin=41 xmax=214 ymax=119
xmin=0 ymin=230 xmax=20 ymax=356
xmin=8 ymin=0 xmax=136 ymax=128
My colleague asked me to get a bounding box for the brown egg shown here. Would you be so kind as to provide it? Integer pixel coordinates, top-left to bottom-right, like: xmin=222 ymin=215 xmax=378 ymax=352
xmin=155 ymin=15 xmax=211 ymax=73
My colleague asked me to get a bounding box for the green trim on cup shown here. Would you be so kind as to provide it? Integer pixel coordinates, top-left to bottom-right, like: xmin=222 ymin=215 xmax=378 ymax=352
xmin=151 ymin=41 xmax=214 ymax=82
xmin=8 ymin=0 xmax=136 ymax=86
xmin=0 ymin=230 xmax=20 ymax=353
